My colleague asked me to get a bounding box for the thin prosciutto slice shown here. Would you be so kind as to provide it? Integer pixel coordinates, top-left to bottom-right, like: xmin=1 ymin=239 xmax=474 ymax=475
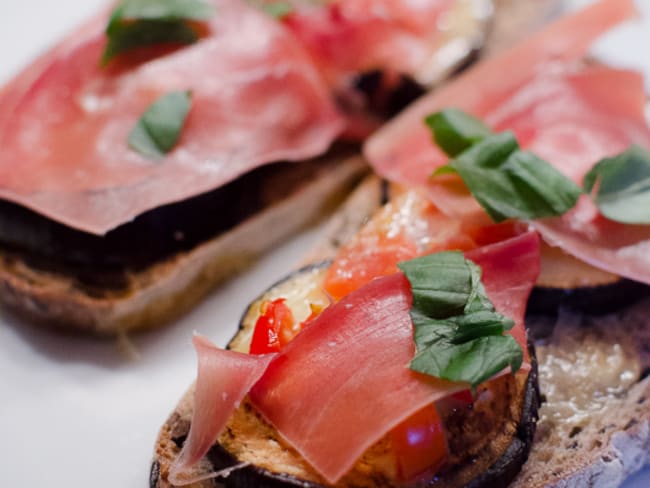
xmin=364 ymin=0 xmax=650 ymax=285
xmin=466 ymin=231 xmax=540 ymax=354
xmin=177 ymin=232 xmax=539 ymax=484
xmin=0 ymin=0 xmax=342 ymax=235
xmin=250 ymin=231 xmax=540 ymax=483
xmin=280 ymin=0 xmax=454 ymax=86
xmin=249 ymin=272 xmax=462 ymax=484
xmin=169 ymin=335 xmax=275 ymax=482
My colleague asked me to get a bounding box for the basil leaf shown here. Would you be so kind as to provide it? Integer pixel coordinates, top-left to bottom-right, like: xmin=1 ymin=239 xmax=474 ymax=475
xmin=398 ymin=252 xmax=522 ymax=388
xmin=110 ymin=0 xmax=214 ymax=21
xmin=435 ymin=131 xmax=582 ymax=222
xmin=425 ymin=108 xmax=493 ymax=157
xmin=583 ymin=145 xmax=650 ymax=224
xmin=410 ymin=334 xmax=522 ymax=387
xmin=128 ymin=90 xmax=192 ymax=159
xmin=260 ymin=2 xmax=294 ymax=18
xmin=103 ymin=0 xmax=215 ymax=64
xmin=426 ymin=109 xmax=583 ymax=222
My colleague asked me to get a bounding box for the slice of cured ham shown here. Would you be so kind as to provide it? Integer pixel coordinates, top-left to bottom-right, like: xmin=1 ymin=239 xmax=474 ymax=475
xmin=279 ymin=0 xmax=453 ymax=87
xmin=364 ymin=0 xmax=650 ymax=285
xmin=176 ymin=232 xmax=539 ymax=484
xmin=465 ymin=231 xmax=540 ymax=354
xmin=249 ymin=231 xmax=539 ymax=483
xmin=0 ymin=0 xmax=342 ymax=235
xmin=273 ymin=0 xmax=490 ymax=140
xmin=249 ymin=272 xmax=463 ymax=484
xmin=169 ymin=335 xmax=275 ymax=482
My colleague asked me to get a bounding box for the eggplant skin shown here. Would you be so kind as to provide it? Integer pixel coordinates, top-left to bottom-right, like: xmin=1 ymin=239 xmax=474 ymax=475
xmin=462 ymin=343 xmax=539 ymax=488
xmin=527 ymin=279 xmax=650 ymax=317
xmin=207 ymin=446 xmax=326 ymax=488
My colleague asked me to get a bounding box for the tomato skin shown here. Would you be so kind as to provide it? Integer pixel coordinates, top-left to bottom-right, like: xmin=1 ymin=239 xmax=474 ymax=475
xmin=249 ymin=299 xmax=294 ymax=355
xmin=451 ymin=389 xmax=474 ymax=405
xmin=324 ymin=234 xmax=418 ymax=301
xmin=323 ymin=191 xmax=482 ymax=301
xmin=250 ymin=300 xmax=323 ymax=354
xmin=390 ymin=404 xmax=448 ymax=483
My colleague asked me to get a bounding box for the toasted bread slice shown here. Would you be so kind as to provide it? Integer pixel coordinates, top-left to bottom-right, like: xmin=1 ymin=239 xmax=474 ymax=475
xmin=0 ymin=153 xmax=367 ymax=335
xmin=0 ymin=0 xmax=508 ymax=336
xmin=513 ymin=303 xmax=650 ymax=487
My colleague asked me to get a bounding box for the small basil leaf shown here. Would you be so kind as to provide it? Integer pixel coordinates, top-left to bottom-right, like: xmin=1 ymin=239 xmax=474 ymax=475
xmin=112 ymin=0 xmax=215 ymax=22
xmin=398 ymin=252 xmax=522 ymax=388
xmin=432 ymin=164 xmax=457 ymax=177
xmin=128 ymin=90 xmax=192 ymax=159
xmin=442 ymin=133 xmax=582 ymax=222
xmin=583 ymin=145 xmax=650 ymax=224
xmin=410 ymin=334 xmax=523 ymax=387
xmin=425 ymin=109 xmax=493 ymax=157
xmin=261 ymin=2 xmax=294 ymax=18
xmin=103 ymin=0 xmax=215 ymax=64
xmin=398 ymin=251 xmax=473 ymax=318
xmin=103 ymin=21 xmax=199 ymax=64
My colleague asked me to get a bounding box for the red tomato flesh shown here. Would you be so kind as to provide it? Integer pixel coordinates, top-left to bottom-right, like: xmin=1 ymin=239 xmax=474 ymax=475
xmin=324 ymin=190 xmax=526 ymax=301
xmin=249 ymin=299 xmax=295 ymax=354
xmin=324 ymin=190 xmax=500 ymax=300
xmin=249 ymin=300 xmax=324 ymax=354
xmin=391 ymin=404 xmax=449 ymax=483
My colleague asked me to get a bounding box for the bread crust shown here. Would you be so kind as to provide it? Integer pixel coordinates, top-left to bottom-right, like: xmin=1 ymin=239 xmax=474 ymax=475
xmin=513 ymin=304 xmax=650 ymax=487
xmin=0 ymin=0 xmax=501 ymax=336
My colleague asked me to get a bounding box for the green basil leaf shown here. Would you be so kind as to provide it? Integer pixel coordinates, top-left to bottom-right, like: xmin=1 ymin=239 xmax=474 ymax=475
xmin=426 ymin=109 xmax=583 ymax=223
xmin=410 ymin=334 xmax=522 ymax=387
xmin=398 ymin=252 xmax=475 ymax=318
xmin=128 ymin=90 xmax=192 ymax=159
xmin=439 ymin=132 xmax=582 ymax=222
xmin=260 ymin=1 xmax=294 ymax=18
xmin=103 ymin=0 xmax=215 ymax=64
xmin=583 ymin=145 xmax=650 ymax=224
xmin=425 ymin=108 xmax=493 ymax=157
xmin=398 ymin=252 xmax=522 ymax=388
xmin=110 ymin=0 xmax=214 ymax=22
xmin=432 ymin=164 xmax=457 ymax=177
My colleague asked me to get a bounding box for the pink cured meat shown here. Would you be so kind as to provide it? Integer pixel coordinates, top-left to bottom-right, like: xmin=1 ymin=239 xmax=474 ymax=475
xmin=0 ymin=0 xmax=343 ymax=235
xmin=169 ymin=335 xmax=275 ymax=482
xmin=249 ymin=231 xmax=540 ymax=483
xmin=364 ymin=0 xmax=650 ymax=285
xmin=465 ymin=231 xmax=540 ymax=356
xmin=281 ymin=0 xmax=453 ymax=86
xmin=249 ymin=272 xmax=463 ymax=484
xmin=177 ymin=232 xmax=539 ymax=483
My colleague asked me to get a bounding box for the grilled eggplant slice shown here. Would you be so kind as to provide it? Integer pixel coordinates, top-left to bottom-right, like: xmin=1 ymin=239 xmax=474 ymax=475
xmin=527 ymin=244 xmax=650 ymax=316
xmin=151 ymin=262 xmax=540 ymax=488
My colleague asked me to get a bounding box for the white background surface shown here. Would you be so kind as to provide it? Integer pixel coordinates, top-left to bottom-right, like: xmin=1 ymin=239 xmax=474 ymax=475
xmin=0 ymin=1 xmax=649 ymax=487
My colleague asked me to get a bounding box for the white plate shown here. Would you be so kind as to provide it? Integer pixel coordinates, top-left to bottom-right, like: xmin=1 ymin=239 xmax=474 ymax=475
xmin=0 ymin=1 xmax=648 ymax=487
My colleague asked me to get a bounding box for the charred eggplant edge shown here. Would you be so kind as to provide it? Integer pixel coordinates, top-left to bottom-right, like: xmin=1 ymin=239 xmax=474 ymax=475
xmin=527 ymin=279 xmax=650 ymax=316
